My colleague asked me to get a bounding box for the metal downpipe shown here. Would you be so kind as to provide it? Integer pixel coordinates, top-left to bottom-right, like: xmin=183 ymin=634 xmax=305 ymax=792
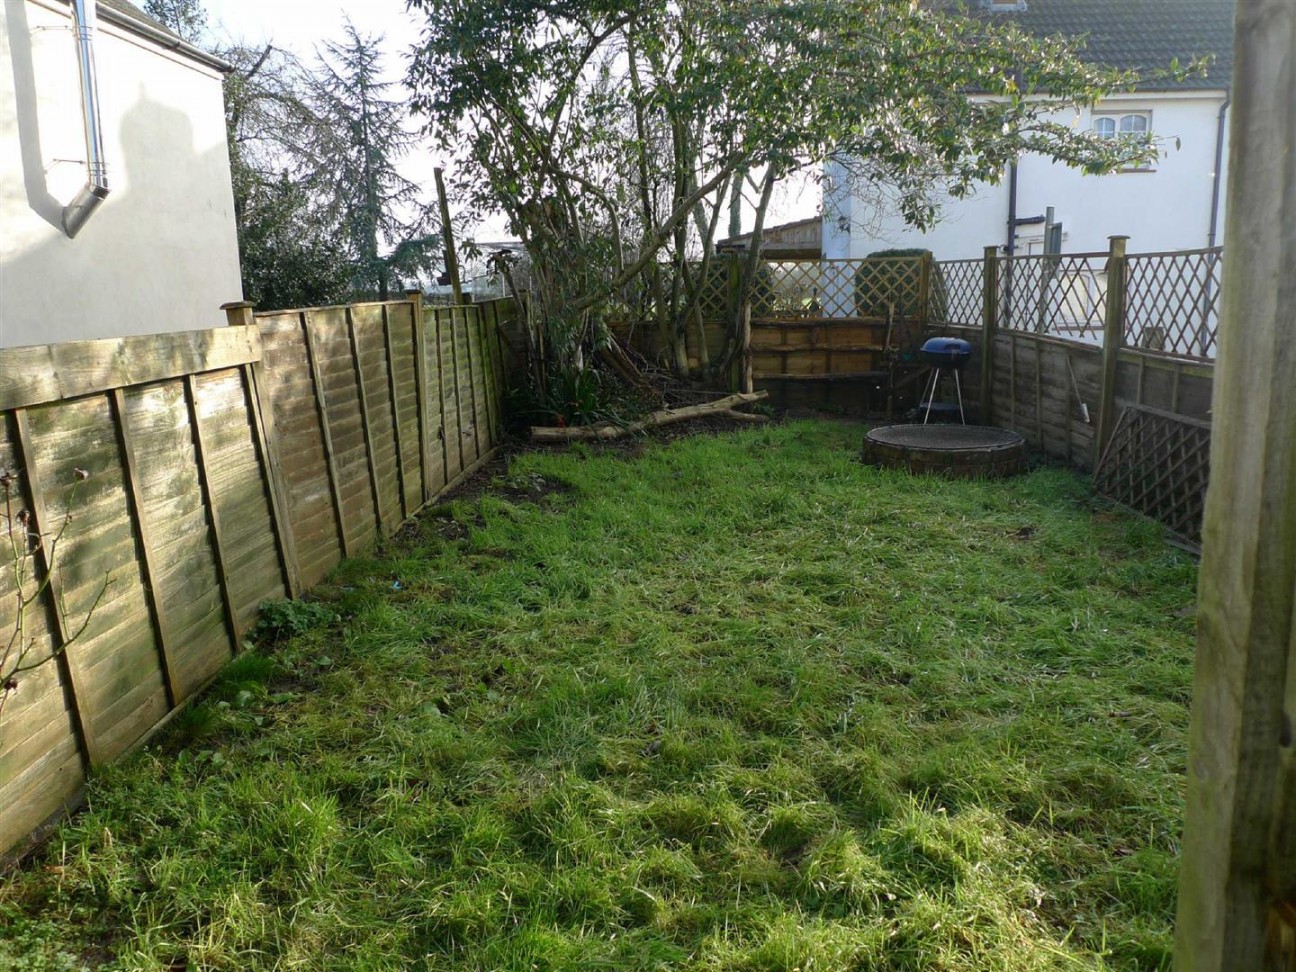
xmin=62 ymin=0 xmax=110 ymax=238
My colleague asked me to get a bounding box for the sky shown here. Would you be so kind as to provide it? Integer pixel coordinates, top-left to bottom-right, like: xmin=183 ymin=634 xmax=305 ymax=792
xmin=198 ymin=0 xmax=822 ymax=248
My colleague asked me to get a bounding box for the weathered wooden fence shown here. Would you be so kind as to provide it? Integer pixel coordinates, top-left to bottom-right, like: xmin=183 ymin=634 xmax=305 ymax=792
xmin=609 ymin=254 xmax=931 ymax=410
xmin=0 ymin=296 xmax=515 ymax=858
xmin=930 ymin=240 xmax=1219 ymax=546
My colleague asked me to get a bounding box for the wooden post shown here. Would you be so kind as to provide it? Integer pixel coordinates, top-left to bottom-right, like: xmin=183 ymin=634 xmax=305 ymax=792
xmin=224 ymin=301 xmax=303 ymax=601
xmin=980 ymin=245 xmax=999 ymax=425
xmin=406 ymin=289 xmax=433 ymax=507
xmin=475 ymin=307 xmax=498 ymax=446
xmin=460 ymin=307 xmax=483 ymax=462
xmin=918 ymin=251 xmax=932 ymax=332
xmin=432 ymin=309 xmax=451 ymax=492
xmin=1094 ymin=235 xmax=1129 ymax=465
xmin=381 ymin=305 xmax=409 ymax=521
xmin=1175 ymin=3 xmax=1296 ymax=970
xmin=727 ymin=253 xmax=743 ymax=391
xmin=447 ymin=309 xmax=467 ymax=475
xmin=741 ymin=300 xmax=753 ymax=395
xmin=220 ymin=300 xmax=255 ymax=329
xmin=434 ymin=167 xmax=463 ymax=305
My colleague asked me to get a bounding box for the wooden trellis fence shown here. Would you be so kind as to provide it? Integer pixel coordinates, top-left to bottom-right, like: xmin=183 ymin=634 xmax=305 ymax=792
xmin=0 ymin=296 xmax=515 ymax=860
xmin=1093 ymin=405 xmax=1212 ymax=546
xmin=929 ymin=240 xmax=1221 ymax=546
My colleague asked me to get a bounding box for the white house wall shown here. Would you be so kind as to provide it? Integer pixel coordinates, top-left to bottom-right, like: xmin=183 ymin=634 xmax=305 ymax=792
xmin=0 ymin=0 xmax=242 ymax=349
xmin=824 ymin=92 xmax=1231 ymax=261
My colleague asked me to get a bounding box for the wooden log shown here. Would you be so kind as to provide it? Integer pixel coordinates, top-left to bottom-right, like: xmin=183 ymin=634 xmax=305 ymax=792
xmin=1175 ymin=3 xmax=1296 ymax=968
xmin=531 ymin=392 xmax=768 ymax=442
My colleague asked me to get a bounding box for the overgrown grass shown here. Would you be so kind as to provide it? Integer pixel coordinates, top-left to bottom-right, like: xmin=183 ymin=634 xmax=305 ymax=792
xmin=1 ymin=421 xmax=1198 ymax=971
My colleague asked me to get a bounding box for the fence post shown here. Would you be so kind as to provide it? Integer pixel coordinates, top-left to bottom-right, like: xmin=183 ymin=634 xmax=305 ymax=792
xmin=1176 ymin=2 xmax=1296 ymax=966
xmin=918 ymin=251 xmax=933 ymax=332
xmin=407 ymin=288 xmax=434 ymax=506
xmin=727 ymin=254 xmax=742 ymax=391
xmin=223 ymin=301 xmax=302 ymax=600
xmin=980 ymin=246 xmax=1000 ymax=425
xmin=1095 ymin=235 xmax=1129 ymax=465
xmin=221 ymin=301 xmax=255 ymax=329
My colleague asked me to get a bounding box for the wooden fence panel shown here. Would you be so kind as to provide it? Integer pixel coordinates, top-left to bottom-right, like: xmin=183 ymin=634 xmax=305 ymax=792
xmin=384 ymin=304 xmax=423 ymax=517
xmin=438 ymin=309 xmax=465 ymax=483
xmin=308 ymin=309 xmax=378 ymax=556
xmin=190 ymin=370 xmax=285 ymax=635
xmin=0 ymin=422 xmax=83 ymax=858
xmin=23 ymin=397 xmax=168 ymax=765
xmin=422 ymin=308 xmax=449 ymax=496
xmin=120 ymin=381 xmax=229 ymax=701
xmin=464 ymin=308 xmax=489 ymax=464
xmin=257 ymin=315 xmax=343 ymax=589
xmin=350 ymin=306 xmax=402 ymax=536
xmin=1 ymin=302 xmax=511 ymax=861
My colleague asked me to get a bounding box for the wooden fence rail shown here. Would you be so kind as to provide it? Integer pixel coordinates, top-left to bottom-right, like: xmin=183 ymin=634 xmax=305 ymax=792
xmin=0 ymin=296 xmax=515 ymax=859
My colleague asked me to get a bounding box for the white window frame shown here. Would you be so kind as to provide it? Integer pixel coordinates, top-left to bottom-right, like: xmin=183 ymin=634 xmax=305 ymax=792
xmin=1093 ymin=110 xmax=1155 ymax=171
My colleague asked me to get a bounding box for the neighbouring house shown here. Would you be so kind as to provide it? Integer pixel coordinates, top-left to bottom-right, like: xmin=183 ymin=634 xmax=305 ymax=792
xmin=718 ymin=217 xmax=823 ymax=260
xmin=0 ymin=0 xmax=241 ymax=349
xmin=823 ymin=0 xmax=1236 ymax=261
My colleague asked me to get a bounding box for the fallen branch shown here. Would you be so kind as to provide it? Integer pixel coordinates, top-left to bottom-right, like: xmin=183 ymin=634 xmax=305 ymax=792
xmin=720 ymin=410 xmax=769 ymax=423
xmin=531 ymin=391 xmax=769 ymax=443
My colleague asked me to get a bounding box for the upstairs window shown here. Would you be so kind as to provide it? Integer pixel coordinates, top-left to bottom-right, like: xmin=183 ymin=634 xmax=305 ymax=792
xmin=1094 ymin=111 xmax=1153 ymax=170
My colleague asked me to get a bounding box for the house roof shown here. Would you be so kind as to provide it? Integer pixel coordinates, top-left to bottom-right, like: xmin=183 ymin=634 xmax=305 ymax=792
xmin=939 ymin=0 xmax=1235 ymax=91
xmin=718 ymin=217 xmax=823 ymax=258
xmin=88 ymin=0 xmax=231 ymax=73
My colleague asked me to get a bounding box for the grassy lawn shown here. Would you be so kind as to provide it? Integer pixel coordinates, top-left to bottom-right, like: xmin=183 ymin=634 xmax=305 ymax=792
xmin=2 ymin=420 xmax=1198 ymax=971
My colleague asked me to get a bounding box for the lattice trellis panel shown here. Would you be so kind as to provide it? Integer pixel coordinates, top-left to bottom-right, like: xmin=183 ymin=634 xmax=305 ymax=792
xmin=1124 ymin=248 xmax=1222 ymax=359
xmin=998 ymin=254 xmax=1108 ymax=341
xmin=1094 ymin=405 xmax=1212 ymax=546
xmin=755 ymin=258 xmax=925 ymax=319
xmin=931 ymin=259 xmax=983 ymax=327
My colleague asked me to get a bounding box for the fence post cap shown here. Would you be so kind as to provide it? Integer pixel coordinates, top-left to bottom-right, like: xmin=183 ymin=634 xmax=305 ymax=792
xmin=220 ymin=301 xmax=257 ymax=310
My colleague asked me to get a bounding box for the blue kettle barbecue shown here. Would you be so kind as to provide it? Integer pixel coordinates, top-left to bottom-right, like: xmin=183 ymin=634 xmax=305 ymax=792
xmin=918 ymin=337 xmax=973 ymax=424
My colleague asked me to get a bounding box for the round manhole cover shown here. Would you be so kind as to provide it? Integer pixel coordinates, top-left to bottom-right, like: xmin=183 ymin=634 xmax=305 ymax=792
xmin=862 ymin=424 xmax=1026 ymax=478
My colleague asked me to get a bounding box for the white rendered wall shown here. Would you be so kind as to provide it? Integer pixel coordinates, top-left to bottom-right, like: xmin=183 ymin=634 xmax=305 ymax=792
xmin=0 ymin=0 xmax=242 ymax=349
xmin=824 ymin=92 xmax=1231 ymax=261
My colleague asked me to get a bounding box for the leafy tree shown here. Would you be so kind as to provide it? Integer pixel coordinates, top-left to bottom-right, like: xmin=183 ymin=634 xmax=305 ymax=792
xmin=236 ymin=173 xmax=352 ymax=310
xmin=221 ymin=42 xmax=352 ymax=309
xmin=308 ymin=23 xmax=439 ymax=300
xmin=407 ymin=0 xmax=1190 ymax=393
xmin=141 ymin=0 xmax=206 ymax=41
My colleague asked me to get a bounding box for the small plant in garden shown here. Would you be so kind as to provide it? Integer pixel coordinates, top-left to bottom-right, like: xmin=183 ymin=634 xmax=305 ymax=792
xmin=252 ymin=598 xmax=336 ymax=643
xmin=1 ymin=466 xmax=106 ymax=723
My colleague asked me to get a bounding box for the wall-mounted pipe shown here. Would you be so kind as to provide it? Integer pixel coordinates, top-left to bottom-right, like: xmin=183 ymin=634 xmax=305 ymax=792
xmin=62 ymin=0 xmax=109 ymax=238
